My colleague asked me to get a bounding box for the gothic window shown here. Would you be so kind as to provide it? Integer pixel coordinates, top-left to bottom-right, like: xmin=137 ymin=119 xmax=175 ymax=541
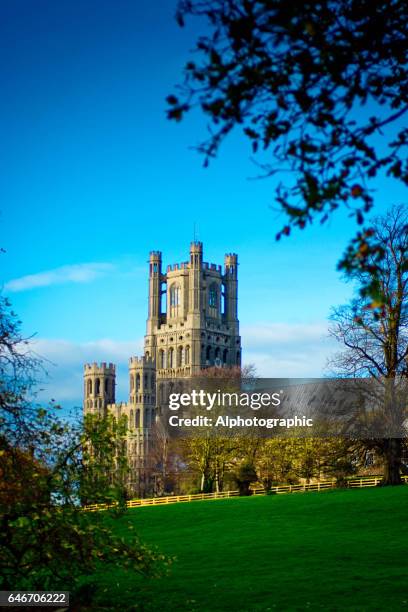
xmin=144 ymin=373 xmax=148 ymax=389
xmin=95 ymin=378 xmax=101 ymax=395
xmin=168 ymin=347 xmax=174 ymax=368
xmin=223 ymin=349 xmax=228 ymax=364
xmin=135 ymin=409 xmax=140 ymax=428
xmin=129 ymin=409 xmax=134 ymax=429
xmin=159 ymin=350 xmax=165 ymax=369
xmin=136 ymin=373 xmax=141 ymax=391
xmin=130 ymin=375 xmax=134 ymax=391
xmin=105 ymin=378 xmax=109 ymax=393
xmin=185 ymin=345 xmax=190 ymax=366
xmin=87 ymin=379 xmax=92 ymax=395
xmin=215 ymin=347 xmax=221 ymax=363
xmin=170 ymin=284 xmax=180 ymax=306
xmin=209 ymin=283 xmax=218 ymax=309
xmin=169 ymin=284 xmax=181 ymax=318
xmin=177 ymin=345 xmax=184 ymax=367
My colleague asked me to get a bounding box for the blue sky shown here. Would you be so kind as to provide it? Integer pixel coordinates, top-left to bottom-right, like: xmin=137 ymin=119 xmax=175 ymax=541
xmin=0 ymin=0 xmax=403 ymax=408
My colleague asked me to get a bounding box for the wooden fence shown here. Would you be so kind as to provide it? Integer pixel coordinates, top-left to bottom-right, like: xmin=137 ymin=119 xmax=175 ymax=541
xmin=83 ymin=475 xmax=408 ymax=512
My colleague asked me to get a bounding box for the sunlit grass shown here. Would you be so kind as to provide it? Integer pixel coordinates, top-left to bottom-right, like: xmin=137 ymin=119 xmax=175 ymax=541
xmin=90 ymin=487 xmax=408 ymax=611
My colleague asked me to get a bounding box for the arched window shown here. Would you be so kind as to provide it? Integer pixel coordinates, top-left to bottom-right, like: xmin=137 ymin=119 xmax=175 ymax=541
xmin=129 ymin=409 xmax=134 ymax=429
xmin=144 ymin=373 xmax=148 ymax=389
xmin=215 ymin=347 xmax=221 ymax=362
xmin=169 ymin=284 xmax=181 ymax=318
xmin=185 ymin=345 xmax=190 ymax=365
xmin=177 ymin=346 xmax=184 ymax=367
xmin=159 ymin=350 xmax=165 ymax=369
xmin=105 ymin=378 xmax=109 ymax=393
xmin=209 ymin=283 xmax=218 ymax=309
xmin=130 ymin=374 xmax=134 ymax=391
xmin=136 ymin=373 xmax=141 ymax=391
xmin=87 ymin=379 xmax=93 ymax=395
xmin=168 ymin=347 xmax=174 ymax=368
xmin=223 ymin=349 xmax=228 ymax=364
xmin=206 ymin=346 xmax=212 ymax=364
xmin=170 ymin=284 xmax=180 ymax=306
xmin=135 ymin=409 xmax=140 ymax=428
xmin=95 ymin=378 xmax=101 ymax=395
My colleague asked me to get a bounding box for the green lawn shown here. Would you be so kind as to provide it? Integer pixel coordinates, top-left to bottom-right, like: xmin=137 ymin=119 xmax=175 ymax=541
xmin=91 ymin=487 xmax=408 ymax=611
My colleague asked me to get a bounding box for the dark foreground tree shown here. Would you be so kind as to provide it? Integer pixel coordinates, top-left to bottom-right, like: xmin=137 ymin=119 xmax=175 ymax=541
xmin=0 ymin=295 xmax=169 ymax=602
xmin=168 ymin=0 xmax=407 ymax=297
xmin=234 ymin=462 xmax=258 ymax=495
xmin=329 ymin=205 xmax=408 ymax=484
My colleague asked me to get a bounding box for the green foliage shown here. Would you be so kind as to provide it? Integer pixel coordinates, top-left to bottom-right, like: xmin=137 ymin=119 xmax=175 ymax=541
xmin=168 ymin=1 xmax=408 ymax=302
xmin=169 ymin=1 xmax=407 ymax=229
xmin=0 ymin=296 xmax=169 ymax=603
xmin=81 ymin=412 xmax=130 ymax=505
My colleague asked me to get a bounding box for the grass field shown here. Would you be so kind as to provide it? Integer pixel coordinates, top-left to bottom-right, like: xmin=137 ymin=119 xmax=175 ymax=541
xmin=90 ymin=487 xmax=408 ymax=611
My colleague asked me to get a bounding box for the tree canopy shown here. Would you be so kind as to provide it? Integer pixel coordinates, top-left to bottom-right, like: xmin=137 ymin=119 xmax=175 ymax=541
xmin=168 ymin=0 xmax=407 ymax=257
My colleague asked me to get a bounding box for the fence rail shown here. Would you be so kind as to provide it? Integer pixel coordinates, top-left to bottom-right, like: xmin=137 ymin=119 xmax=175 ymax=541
xmin=83 ymin=475 xmax=408 ymax=512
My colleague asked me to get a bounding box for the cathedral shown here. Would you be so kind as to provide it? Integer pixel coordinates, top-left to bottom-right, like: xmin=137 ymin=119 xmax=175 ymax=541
xmin=83 ymin=242 xmax=241 ymax=493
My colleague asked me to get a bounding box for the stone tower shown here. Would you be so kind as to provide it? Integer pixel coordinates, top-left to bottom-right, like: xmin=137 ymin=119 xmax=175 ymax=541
xmin=83 ymin=362 xmax=116 ymax=416
xmin=144 ymin=242 xmax=241 ymax=380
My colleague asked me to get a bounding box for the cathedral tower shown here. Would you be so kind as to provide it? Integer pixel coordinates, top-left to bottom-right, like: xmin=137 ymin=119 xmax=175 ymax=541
xmin=144 ymin=242 xmax=241 ymax=378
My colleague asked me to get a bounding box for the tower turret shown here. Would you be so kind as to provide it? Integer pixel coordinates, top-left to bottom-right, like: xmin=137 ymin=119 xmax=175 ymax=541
xmin=147 ymin=251 xmax=162 ymax=334
xmin=189 ymin=241 xmax=203 ymax=317
xmin=224 ymin=253 xmax=238 ymax=322
xmin=129 ymin=355 xmax=156 ymax=428
xmin=83 ymin=362 xmax=116 ymax=416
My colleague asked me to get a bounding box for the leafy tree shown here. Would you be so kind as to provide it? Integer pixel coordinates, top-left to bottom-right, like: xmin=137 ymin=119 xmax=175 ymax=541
xmin=0 ymin=295 xmax=169 ymax=602
xmin=234 ymin=461 xmax=258 ymax=495
xmin=81 ymin=411 xmax=129 ymax=505
xmin=329 ymin=205 xmax=408 ymax=484
xmin=181 ymin=365 xmax=255 ymax=492
xmin=168 ymin=0 xmax=407 ymax=298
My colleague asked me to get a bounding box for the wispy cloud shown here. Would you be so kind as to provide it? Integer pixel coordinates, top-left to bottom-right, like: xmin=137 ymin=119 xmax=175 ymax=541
xmin=4 ymin=262 xmax=115 ymax=293
xmin=242 ymin=322 xmax=337 ymax=377
xmin=30 ymin=337 xmax=143 ymax=407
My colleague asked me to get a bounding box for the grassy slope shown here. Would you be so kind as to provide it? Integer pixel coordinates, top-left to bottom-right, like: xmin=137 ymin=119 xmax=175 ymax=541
xmin=93 ymin=487 xmax=408 ymax=611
